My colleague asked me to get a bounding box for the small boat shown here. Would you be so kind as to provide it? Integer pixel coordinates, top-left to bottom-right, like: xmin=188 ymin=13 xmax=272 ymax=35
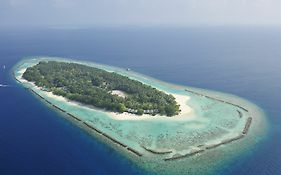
xmin=3 ymin=65 xmax=6 ymax=69
xmin=126 ymin=68 xmax=131 ymax=71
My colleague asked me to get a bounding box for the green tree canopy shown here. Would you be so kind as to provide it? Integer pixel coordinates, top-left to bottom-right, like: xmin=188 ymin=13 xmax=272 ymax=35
xmin=23 ymin=61 xmax=180 ymax=116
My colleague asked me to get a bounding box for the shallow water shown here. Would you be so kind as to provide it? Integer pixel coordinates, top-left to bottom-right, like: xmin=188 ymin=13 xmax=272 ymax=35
xmin=14 ymin=57 xmax=266 ymax=175
xmin=0 ymin=27 xmax=280 ymax=175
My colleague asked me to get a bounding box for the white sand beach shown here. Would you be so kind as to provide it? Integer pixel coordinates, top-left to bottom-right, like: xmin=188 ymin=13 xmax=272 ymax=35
xmin=14 ymin=58 xmax=267 ymax=175
xmin=17 ymin=67 xmax=193 ymax=121
xmin=108 ymin=93 xmax=192 ymax=121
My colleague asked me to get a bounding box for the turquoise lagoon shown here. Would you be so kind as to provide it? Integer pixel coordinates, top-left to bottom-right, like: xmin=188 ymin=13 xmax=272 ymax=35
xmin=14 ymin=57 xmax=267 ymax=175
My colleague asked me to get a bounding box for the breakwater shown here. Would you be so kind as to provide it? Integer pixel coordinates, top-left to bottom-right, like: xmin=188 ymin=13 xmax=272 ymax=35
xmin=28 ymin=89 xmax=83 ymax=123
xmin=52 ymin=104 xmax=66 ymax=113
xmin=14 ymin=75 xmax=22 ymax=84
xmin=205 ymin=134 xmax=245 ymax=150
xmin=164 ymin=149 xmax=205 ymax=161
xmin=15 ymin=72 xmax=254 ymax=161
xmin=242 ymin=117 xmax=252 ymax=135
xmin=185 ymin=89 xmax=249 ymax=112
xmin=163 ymin=115 xmax=252 ymax=161
xmin=164 ymin=134 xmax=245 ymax=161
xmin=12 ymin=71 xmax=22 ymax=84
xmin=237 ymin=110 xmax=243 ymax=118
xmin=67 ymin=113 xmax=82 ymax=122
xmin=141 ymin=146 xmax=173 ymax=155
xmin=83 ymin=122 xmax=142 ymax=157
xmin=31 ymin=87 xmax=142 ymax=157
xmin=185 ymin=88 xmax=253 ymax=136
xmin=33 ymin=91 xmax=142 ymax=156
xmin=163 ymin=118 xmax=251 ymax=161
xmin=15 ymin=74 xmax=143 ymax=157
xmin=162 ymin=89 xmax=253 ymax=161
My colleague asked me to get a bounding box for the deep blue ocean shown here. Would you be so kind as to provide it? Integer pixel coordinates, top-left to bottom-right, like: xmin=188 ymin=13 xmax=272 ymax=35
xmin=0 ymin=27 xmax=280 ymax=175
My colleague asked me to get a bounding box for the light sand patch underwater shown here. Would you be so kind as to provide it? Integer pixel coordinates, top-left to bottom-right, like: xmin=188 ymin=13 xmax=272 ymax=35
xmin=14 ymin=57 xmax=268 ymax=175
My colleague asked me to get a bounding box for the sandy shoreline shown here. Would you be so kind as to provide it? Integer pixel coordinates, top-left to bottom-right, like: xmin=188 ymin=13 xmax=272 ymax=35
xmin=14 ymin=58 xmax=268 ymax=175
xmin=17 ymin=67 xmax=193 ymax=121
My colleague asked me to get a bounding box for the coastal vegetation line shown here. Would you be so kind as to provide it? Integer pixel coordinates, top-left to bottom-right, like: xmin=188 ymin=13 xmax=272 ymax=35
xmin=12 ymin=63 xmax=143 ymax=157
xmin=14 ymin=61 xmax=253 ymax=162
xmin=23 ymin=61 xmax=180 ymax=116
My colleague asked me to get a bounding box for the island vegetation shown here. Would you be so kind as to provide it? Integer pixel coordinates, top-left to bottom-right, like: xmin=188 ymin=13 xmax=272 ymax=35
xmin=23 ymin=61 xmax=180 ymax=116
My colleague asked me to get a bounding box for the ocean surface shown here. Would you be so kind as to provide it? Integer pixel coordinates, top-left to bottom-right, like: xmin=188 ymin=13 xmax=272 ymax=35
xmin=0 ymin=27 xmax=280 ymax=175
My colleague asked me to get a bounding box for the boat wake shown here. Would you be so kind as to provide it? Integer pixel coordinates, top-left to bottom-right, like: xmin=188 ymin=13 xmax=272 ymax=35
xmin=0 ymin=84 xmax=10 ymax=88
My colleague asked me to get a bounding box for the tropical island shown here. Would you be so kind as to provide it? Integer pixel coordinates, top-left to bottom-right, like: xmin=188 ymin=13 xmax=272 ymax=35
xmin=22 ymin=61 xmax=180 ymax=116
xmin=14 ymin=57 xmax=266 ymax=175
